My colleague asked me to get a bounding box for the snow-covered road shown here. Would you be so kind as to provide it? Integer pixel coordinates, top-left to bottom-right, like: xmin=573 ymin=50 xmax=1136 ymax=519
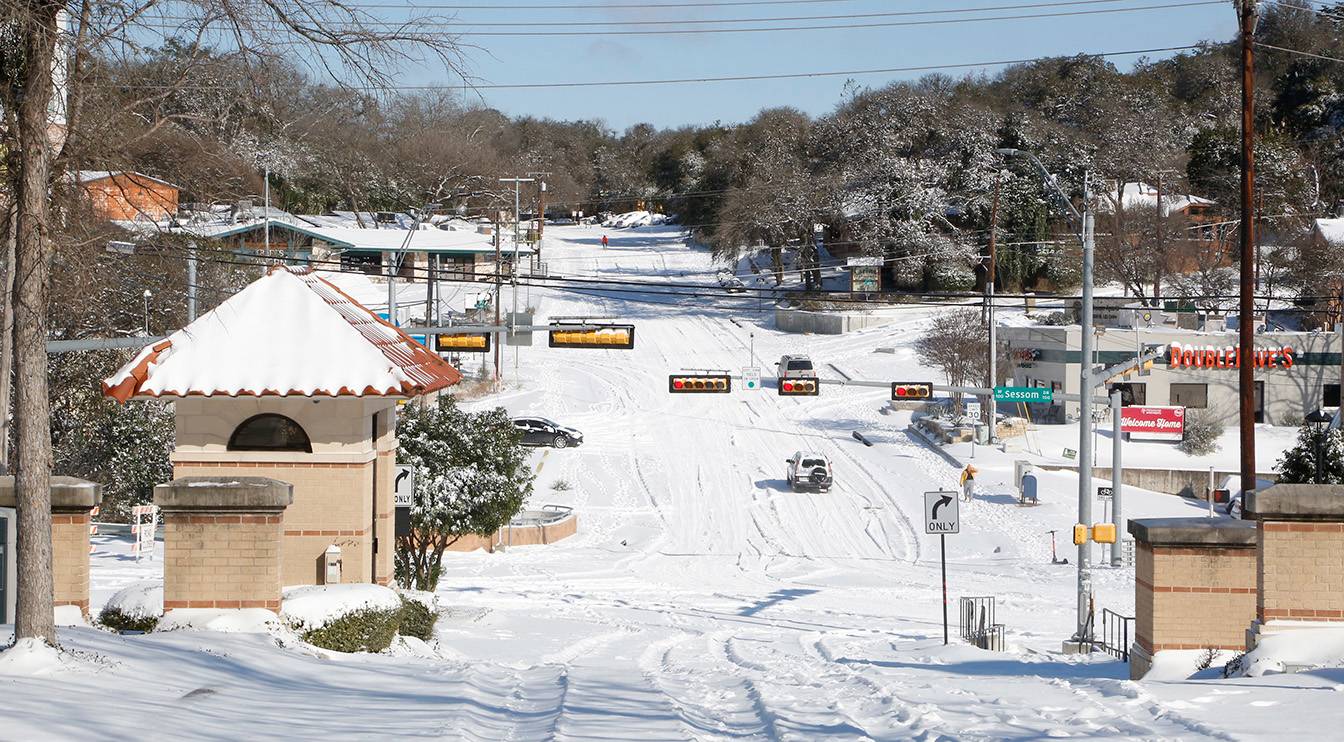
xmin=5 ymin=224 xmax=1340 ymax=740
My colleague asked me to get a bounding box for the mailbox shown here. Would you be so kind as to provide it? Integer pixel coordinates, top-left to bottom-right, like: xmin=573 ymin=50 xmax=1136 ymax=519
xmin=323 ymin=545 xmax=342 ymax=585
xmin=1021 ymin=473 xmax=1039 ymax=504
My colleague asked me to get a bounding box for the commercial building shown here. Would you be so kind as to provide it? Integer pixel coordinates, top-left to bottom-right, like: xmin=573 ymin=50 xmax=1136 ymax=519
xmin=1000 ymin=322 xmax=1341 ymax=426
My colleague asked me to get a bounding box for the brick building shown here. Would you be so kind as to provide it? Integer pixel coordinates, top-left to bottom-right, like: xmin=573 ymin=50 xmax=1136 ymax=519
xmin=77 ymin=170 xmax=179 ymax=222
xmin=104 ymin=266 xmax=461 ymax=589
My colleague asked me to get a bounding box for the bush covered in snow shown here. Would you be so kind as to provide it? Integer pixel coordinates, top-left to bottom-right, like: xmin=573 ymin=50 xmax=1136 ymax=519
xmin=282 ymin=584 xmax=404 ymax=653
xmin=1276 ymin=423 xmax=1344 ymax=484
xmin=395 ymin=396 xmax=533 ymax=591
xmin=98 ymin=581 xmax=163 ymax=633
xmin=1177 ymin=410 xmax=1224 ymax=456
xmin=397 ymin=594 xmax=439 ymax=641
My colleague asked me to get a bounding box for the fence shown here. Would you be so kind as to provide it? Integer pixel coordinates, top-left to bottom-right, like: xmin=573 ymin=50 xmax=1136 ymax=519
xmin=1098 ymin=608 xmax=1134 ymax=662
xmin=959 ymin=596 xmax=1006 ymax=651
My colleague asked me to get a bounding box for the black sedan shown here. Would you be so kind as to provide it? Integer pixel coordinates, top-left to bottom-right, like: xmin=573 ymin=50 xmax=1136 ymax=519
xmin=512 ymin=417 xmax=584 ymax=448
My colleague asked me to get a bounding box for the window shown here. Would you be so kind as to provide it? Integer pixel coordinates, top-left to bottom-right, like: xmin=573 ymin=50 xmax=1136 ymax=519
xmin=1325 ymin=384 xmax=1341 ymax=408
xmin=1111 ymin=382 xmax=1147 ymax=406
xmin=227 ymin=414 xmax=312 ymax=452
xmin=1169 ymin=383 xmax=1208 ymax=409
xmin=787 ymin=360 xmax=813 ymax=372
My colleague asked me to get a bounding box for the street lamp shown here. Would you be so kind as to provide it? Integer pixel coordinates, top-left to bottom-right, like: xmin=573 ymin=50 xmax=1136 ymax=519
xmin=1305 ymin=409 xmax=1333 ymax=483
xmin=142 ymin=289 xmax=152 ymax=336
xmin=998 ymin=147 xmax=1099 ymax=651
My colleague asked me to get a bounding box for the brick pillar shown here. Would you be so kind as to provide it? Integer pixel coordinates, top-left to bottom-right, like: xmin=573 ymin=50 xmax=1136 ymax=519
xmin=0 ymin=476 xmax=102 ymax=619
xmin=1246 ymin=484 xmax=1344 ymax=645
xmin=155 ymin=477 xmax=292 ymax=612
xmin=1126 ymin=517 xmax=1258 ymax=680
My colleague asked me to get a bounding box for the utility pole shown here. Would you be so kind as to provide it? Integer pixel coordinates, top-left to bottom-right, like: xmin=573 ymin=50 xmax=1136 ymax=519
xmin=493 ymin=212 xmax=503 ymax=385
xmin=985 ymin=171 xmax=1002 ymax=438
xmin=1154 ymin=173 xmax=1164 ymax=304
xmin=1110 ymin=389 xmax=1124 ymax=566
xmin=1076 ymin=178 xmax=1097 ymax=647
xmin=1238 ymin=0 xmax=1259 ymax=496
xmin=187 ymin=240 xmax=198 ymax=322
xmin=499 ymin=177 xmax=535 ymax=341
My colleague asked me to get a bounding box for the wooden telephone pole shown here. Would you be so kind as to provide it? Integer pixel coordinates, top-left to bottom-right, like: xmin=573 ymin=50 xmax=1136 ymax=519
xmin=1238 ymin=0 xmax=1259 ymax=495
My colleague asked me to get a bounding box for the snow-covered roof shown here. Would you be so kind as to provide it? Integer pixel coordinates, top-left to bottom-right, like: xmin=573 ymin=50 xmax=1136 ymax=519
xmin=103 ymin=267 xmax=461 ymax=401
xmin=1315 ymin=218 xmax=1344 ymax=246
xmin=186 ymin=220 xmax=523 ymax=255
xmin=75 ymin=170 xmax=179 ymax=190
xmin=1096 ymin=182 xmax=1214 ymax=216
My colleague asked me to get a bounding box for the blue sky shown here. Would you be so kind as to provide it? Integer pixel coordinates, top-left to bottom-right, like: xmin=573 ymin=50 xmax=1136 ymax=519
xmin=400 ymin=0 xmax=1238 ymax=130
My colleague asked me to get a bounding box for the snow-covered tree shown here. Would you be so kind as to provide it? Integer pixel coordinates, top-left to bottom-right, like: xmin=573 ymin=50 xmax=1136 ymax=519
xmin=1276 ymin=423 xmax=1344 ymax=485
xmin=395 ymin=396 xmax=533 ymax=591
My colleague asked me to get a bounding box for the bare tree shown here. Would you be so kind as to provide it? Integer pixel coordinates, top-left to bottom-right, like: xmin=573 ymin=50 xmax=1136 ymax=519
xmin=916 ymin=309 xmax=989 ymax=415
xmin=0 ymin=0 xmax=465 ymax=645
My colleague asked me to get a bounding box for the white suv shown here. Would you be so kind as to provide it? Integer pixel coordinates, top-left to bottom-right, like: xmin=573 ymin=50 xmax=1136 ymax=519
xmin=786 ymin=451 xmax=833 ymax=492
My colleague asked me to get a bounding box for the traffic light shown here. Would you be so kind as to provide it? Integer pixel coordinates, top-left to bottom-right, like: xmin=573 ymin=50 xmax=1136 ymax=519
xmin=778 ymin=378 xmax=819 ymax=396
xmin=436 ymin=333 xmax=491 ymax=353
xmin=891 ymin=382 xmax=933 ymax=401
xmin=549 ymin=323 xmax=635 ymax=349
xmin=669 ymin=374 xmax=731 ymax=393
xmin=1072 ymin=523 xmax=1089 ymax=545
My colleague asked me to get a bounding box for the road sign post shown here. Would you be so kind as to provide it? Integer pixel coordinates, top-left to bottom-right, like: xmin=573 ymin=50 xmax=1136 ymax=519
xmin=394 ymin=464 xmax=415 ymax=538
xmin=742 ymin=367 xmax=761 ymax=391
xmin=925 ymin=490 xmax=960 ymax=644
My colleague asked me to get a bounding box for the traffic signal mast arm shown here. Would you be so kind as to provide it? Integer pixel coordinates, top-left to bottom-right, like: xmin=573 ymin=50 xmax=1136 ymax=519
xmin=1088 ymin=346 xmax=1166 ymax=389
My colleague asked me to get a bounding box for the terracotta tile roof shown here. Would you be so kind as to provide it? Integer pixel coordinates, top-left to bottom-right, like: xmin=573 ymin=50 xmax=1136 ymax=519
xmin=103 ymin=266 xmax=461 ymax=401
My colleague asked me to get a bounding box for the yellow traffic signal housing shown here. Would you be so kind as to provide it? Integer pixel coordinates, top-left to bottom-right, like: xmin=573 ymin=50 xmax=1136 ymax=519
xmin=1091 ymin=523 xmax=1117 ymax=544
xmin=436 ymin=333 xmax=491 ymax=353
xmin=891 ymin=382 xmax=933 ymax=401
xmin=778 ymin=378 xmax=819 ymax=396
xmin=1072 ymin=523 xmax=1089 ymax=545
xmin=669 ymin=374 xmax=731 ymax=393
xmin=549 ymin=324 xmax=635 ymax=349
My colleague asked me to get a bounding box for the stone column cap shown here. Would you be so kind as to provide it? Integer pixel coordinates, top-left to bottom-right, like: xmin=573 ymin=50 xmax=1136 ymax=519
xmin=0 ymin=475 xmax=102 ymax=512
xmin=154 ymin=476 xmax=293 ymax=512
xmin=1247 ymin=484 xmax=1344 ymax=522
xmin=1128 ymin=517 xmax=1257 ymax=547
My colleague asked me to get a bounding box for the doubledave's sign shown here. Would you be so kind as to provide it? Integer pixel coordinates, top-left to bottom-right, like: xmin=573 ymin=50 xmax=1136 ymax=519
xmin=1168 ymin=342 xmax=1296 ymax=371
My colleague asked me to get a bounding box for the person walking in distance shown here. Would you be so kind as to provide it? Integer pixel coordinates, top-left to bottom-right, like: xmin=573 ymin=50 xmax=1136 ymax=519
xmin=601 ymin=234 xmax=609 ymax=248
xmin=960 ymin=464 xmax=977 ymax=502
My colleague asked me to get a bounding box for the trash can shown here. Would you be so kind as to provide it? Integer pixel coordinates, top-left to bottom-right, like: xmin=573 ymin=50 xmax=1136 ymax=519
xmin=974 ymin=424 xmax=990 ymax=445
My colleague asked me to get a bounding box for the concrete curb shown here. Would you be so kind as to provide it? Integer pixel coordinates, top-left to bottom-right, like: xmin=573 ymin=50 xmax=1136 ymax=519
xmin=905 ymin=424 xmax=965 ymax=469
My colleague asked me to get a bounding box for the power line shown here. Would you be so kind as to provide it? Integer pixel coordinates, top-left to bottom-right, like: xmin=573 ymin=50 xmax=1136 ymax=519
xmin=126 ymin=1 xmax=1223 ymax=36
xmin=1255 ymin=42 xmax=1344 ymax=65
xmin=98 ymin=44 xmax=1207 ymax=92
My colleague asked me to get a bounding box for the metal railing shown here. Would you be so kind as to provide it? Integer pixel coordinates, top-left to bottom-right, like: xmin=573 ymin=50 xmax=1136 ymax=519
xmin=1099 ymin=608 xmax=1134 ymax=662
xmin=959 ymin=596 xmax=1006 ymax=650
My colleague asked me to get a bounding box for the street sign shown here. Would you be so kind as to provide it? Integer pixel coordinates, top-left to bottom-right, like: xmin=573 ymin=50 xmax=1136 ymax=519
xmin=993 ymin=386 xmax=1053 ymax=404
xmin=1097 ymin=486 xmax=1114 ymax=499
xmin=742 ymin=367 xmax=761 ymax=391
xmin=1062 ymin=448 xmax=1078 ymax=460
xmin=394 ymin=465 xmax=414 ymax=537
xmin=924 ymin=490 xmax=960 ymax=535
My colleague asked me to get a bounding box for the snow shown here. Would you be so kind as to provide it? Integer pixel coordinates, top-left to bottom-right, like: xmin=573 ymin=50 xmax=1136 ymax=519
xmin=602 ymin=210 xmax=670 ymax=228
xmin=280 ymin=584 xmax=402 ymax=631
xmin=102 ymin=267 xmax=460 ymax=400
xmin=4 ymin=224 xmax=1338 ymax=737
xmin=103 ymin=580 xmax=162 ymax=620
xmin=1229 ymin=625 xmax=1344 ymax=677
xmin=1316 ymin=217 xmax=1344 ymax=246
xmin=52 ymin=605 xmax=89 ymax=628
xmin=157 ymin=609 xmax=281 ymax=634
xmin=0 ymin=639 xmax=83 ymax=677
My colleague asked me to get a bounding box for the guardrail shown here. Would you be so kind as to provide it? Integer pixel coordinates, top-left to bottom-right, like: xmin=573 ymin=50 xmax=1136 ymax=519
xmin=1099 ymin=608 xmax=1134 ymax=662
